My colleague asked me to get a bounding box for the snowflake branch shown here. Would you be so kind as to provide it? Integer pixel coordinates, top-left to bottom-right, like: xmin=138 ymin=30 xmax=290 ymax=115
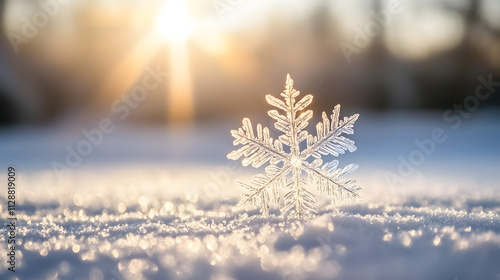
xmin=228 ymin=118 xmax=289 ymax=167
xmin=237 ymin=165 xmax=292 ymax=215
xmin=282 ymin=171 xmax=318 ymax=218
xmin=301 ymin=162 xmax=361 ymax=200
xmin=301 ymin=105 xmax=359 ymax=160
xmin=266 ymin=75 xmax=313 ymax=150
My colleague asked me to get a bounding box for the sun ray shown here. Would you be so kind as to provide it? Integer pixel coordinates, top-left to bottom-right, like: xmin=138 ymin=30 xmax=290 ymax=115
xmin=80 ymin=0 xmax=196 ymax=125
xmin=155 ymin=0 xmax=195 ymax=124
xmin=167 ymin=41 xmax=194 ymax=124
xmin=94 ymin=31 xmax=162 ymax=106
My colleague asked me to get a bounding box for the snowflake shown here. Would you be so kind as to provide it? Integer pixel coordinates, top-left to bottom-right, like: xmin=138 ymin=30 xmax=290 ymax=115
xmin=228 ymin=74 xmax=361 ymax=218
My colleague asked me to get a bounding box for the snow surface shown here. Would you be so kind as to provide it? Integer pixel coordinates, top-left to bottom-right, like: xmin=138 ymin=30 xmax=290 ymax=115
xmin=0 ymin=111 xmax=499 ymax=280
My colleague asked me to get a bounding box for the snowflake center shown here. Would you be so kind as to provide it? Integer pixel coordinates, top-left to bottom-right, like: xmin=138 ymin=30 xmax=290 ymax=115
xmin=290 ymin=156 xmax=302 ymax=168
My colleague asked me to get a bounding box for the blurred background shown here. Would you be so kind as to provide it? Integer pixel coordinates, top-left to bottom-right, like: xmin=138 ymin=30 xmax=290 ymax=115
xmin=0 ymin=0 xmax=499 ymax=126
xmin=0 ymin=0 xmax=499 ymax=175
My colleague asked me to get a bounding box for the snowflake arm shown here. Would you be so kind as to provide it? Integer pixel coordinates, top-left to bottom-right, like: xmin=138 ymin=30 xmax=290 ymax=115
xmin=237 ymin=165 xmax=292 ymax=216
xmin=301 ymin=105 xmax=359 ymax=160
xmin=266 ymin=74 xmax=313 ymax=150
xmin=228 ymin=118 xmax=289 ymax=167
xmin=281 ymin=174 xmax=318 ymax=218
xmin=302 ymin=161 xmax=361 ymax=203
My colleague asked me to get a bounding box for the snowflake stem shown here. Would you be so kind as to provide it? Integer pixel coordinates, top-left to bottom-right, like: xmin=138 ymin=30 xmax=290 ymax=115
xmin=293 ymin=167 xmax=303 ymax=218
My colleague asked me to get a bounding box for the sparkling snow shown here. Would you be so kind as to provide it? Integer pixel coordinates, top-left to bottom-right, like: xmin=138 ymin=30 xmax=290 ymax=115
xmin=0 ymin=112 xmax=499 ymax=280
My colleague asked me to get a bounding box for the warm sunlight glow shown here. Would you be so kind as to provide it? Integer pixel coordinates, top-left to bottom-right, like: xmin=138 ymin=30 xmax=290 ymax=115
xmin=167 ymin=42 xmax=194 ymax=124
xmin=154 ymin=0 xmax=195 ymax=123
xmin=155 ymin=0 xmax=193 ymax=42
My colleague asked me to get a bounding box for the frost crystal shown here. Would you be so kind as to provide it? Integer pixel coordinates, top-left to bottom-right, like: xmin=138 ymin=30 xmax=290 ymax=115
xmin=228 ymin=74 xmax=361 ymax=218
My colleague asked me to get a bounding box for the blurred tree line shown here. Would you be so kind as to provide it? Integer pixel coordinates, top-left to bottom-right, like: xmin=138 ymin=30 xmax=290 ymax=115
xmin=0 ymin=0 xmax=499 ymax=126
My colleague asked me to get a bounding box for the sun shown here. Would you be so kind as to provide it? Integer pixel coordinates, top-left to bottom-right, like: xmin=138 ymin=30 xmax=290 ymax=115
xmin=155 ymin=0 xmax=193 ymax=42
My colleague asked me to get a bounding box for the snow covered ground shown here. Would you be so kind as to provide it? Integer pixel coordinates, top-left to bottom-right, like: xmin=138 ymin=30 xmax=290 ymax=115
xmin=0 ymin=111 xmax=499 ymax=280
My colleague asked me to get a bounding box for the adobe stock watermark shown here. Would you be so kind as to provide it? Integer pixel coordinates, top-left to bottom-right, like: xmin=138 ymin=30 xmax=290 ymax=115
xmin=213 ymin=0 xmax=245 ymax=21
xmin=201 ymin=161 xmax=242 ymax=201
xmin=8 ymin=0 xmax=70 ymax=54
xmin=339 ymin=0 xmax=410 ymax=63
xmin=384 ymin=74 xmax=499 ymax=188
xmin=51 ymin=65 xmax=168 ymax=181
